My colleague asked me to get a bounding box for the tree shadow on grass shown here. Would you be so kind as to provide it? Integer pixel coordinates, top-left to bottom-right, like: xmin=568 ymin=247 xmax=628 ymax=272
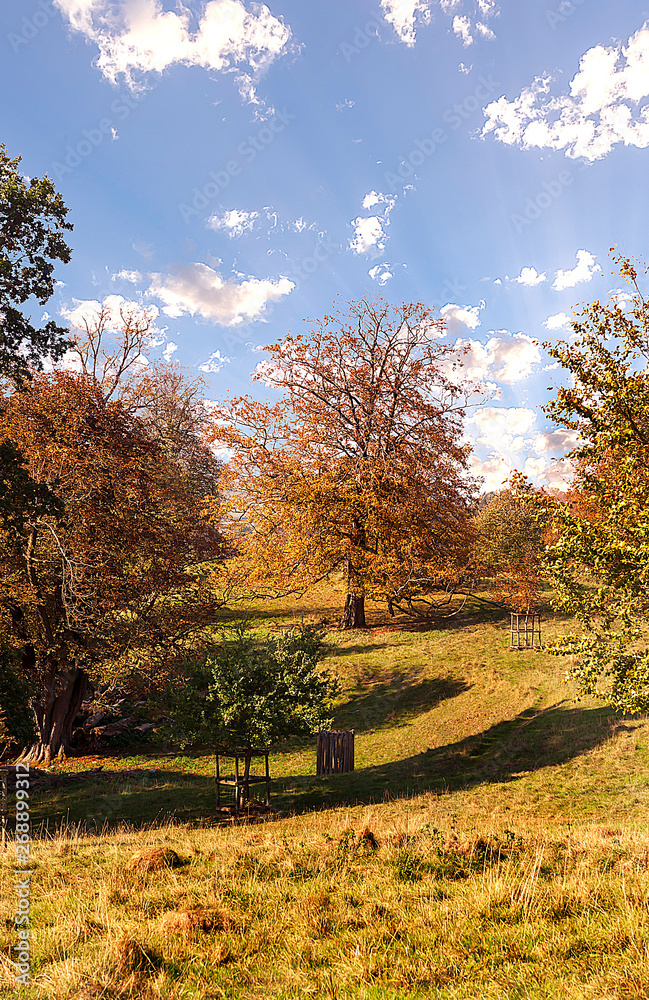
xmin=333 ymin=675 xmax=471 ymax=733
xmin=276 ymin=703 xmax=636 ymax=812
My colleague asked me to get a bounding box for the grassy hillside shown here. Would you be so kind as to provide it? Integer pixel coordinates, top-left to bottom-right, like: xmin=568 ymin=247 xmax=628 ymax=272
xmin=2 ymin=582 xmax=649 ymax=998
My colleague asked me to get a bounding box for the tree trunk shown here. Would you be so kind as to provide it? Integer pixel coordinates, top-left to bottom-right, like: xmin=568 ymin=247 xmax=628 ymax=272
xmin=17 ymin=662 xmax=88 ymax=765
xmin=340 ymin=593 xmax=366 ymax=629
xmin=340 ymin=562 xmax=367 ymax=628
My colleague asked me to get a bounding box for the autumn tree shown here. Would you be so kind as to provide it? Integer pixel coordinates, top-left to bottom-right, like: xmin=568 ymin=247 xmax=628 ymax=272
xmin=0 ymin=371 xmax=227 ymax=763
xmin=537 ymin=254 xmax=649 ymax=711
xmin=473 ymin=478 xmax=545 ymax=612
xmin=211 ymin=298 xmax=477 ymax=628
xmin=68 ymin=303 xmax=223 ymax=543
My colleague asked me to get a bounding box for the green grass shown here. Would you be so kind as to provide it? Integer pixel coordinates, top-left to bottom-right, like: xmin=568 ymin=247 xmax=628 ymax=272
xmin=3 ymin=580 xmax=649 ymax=997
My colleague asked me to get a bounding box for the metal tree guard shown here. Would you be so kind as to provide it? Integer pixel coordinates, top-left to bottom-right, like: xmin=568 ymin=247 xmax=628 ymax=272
xmin=510 ymin=612 xmax=541 ymax=650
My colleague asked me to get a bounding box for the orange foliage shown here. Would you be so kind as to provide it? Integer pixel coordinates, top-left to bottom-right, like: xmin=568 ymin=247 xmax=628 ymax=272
xmin=210 ymin=298 xmax=477 ymax=625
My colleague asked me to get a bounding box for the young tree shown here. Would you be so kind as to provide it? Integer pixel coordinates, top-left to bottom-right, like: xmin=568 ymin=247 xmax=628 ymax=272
xmin=0 ymin=143 xmax=72 ymax=385
xmin=211 ymin=298 xmax=477 ymax=628
xmin=0 ymin=371 xmax=227 ymax=763
xmin=473 ymin=479 xmax=545 ymax=612
xmin=160 ymin=623 xmax=338 ymax=752
xmin=537 ymin=254 xmax=649 ymax=711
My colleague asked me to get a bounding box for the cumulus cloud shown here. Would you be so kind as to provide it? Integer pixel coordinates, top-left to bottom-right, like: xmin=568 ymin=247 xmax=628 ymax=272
xmin=471 ymin=404 xmax=536 ymax=442
xmin=148 ymin=262 xmax=293 ymax=326
xmin=482 ymin=22 xmax=649 ymax=160
xmin=514 ymin=266 xmax=546 ymax=286
xmin=207 ymin=208 xmax=260 ymax=238
xmin=446 ymin=332 xmax=541 ymax=388
xmin=534 ymin=427 xmax=581 ymax=458
xmin=369 ymin=263 xmax=394 ymax=285
xmin=553 ymin=249 xmax=600 ymax=290
xmin=54 ymin=0 xmax=292 ymax=100
xmin=336 ymin=98 xmax=355 ymax=111
xmin=350 ymin=217 xmax=388 ymax=256
xmin=453 ymin=14 xmax=473 ymax=45
xmin=199 ymin=349 xmax=230 ymax=373
xmin=380 ymin=0 xmax=497 ymax=47
xmin=349 ymin=191 xmax=397 ymax=257
xmin=380 ymin=0 xmax=430 ymax=46
xmin=524 ymin=455 xmax=573 ymax=490
xmin=439 ymin=302 xmax=482 ymax=333
xmin=61 ymin=293 xmax=159 ymax=332
xmin=468 ymin=453 xmax=512 ymax=492
xmin=162 ymin=341 xmax=178 ymax=362
xmin=362 ymin=190 xmax=396 ymax=211
xmin=544 ymin=312 xmax=571 ymax=331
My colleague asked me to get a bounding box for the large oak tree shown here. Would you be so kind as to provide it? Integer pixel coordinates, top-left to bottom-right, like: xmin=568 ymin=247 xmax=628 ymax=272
xmin=212 ymin=298 xmax=477 ymax=628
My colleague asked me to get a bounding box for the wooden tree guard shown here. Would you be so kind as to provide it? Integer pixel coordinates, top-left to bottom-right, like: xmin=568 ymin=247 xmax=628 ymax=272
xmin=510 ymin=612 xmax=541 ymax=650
xmin=316 ymin=730 xmax=354 ymax=775
xmin=215 ymin=750 xmax=270 ymax=814
xmin=1 ymin=769 xmax=8 ymax=851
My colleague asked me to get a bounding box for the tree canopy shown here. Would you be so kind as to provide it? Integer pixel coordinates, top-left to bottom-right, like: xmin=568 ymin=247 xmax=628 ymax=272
xmin=537 ymin=254 xmax=649 ymax=711
xmin=0 ymin=369 xmax=226 ymax=762
xmin=0 ymin=142 xmax=72 ymax=386
xmin=160 ymin=624 xmax=338 ymax=753
xmin=211 ymin=297 xmax=477 ymax=628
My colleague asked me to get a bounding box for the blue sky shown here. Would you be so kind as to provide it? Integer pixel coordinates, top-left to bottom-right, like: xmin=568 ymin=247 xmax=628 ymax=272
xmin=2 ymin=0 xmax=649 ymax=490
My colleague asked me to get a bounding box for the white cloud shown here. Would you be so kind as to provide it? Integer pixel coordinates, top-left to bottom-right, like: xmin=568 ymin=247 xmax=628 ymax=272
xmin=369 ymin=263 xmax=394 ymax=285
xmin=111 ymin=268 xmax=142 ymax=284
xmin=534 ymin=428 xmax=581 ymax=458
xmin=544 ymin=312 xmax=571 ymax=331
xmin=440 ymin=302 xmax=482 ymax=333
xmin=336 ymin=98 xmax=355 ymax=111
xmin=207 ymin=208 xmax=260 ymax=238
xmin=54 ymin=0 xmax=292 ymax=100
xmin=446 ymin=332 xmax=541 ymax=387
xmin=453 ymin=14 xmax=473 ymax=46
xmin=469 ymin=454 xmax=512 ymax=492
xmin=162 ymin=341 xmax=178 ymax=362
xmin=362 ymin=190 xmax=396 ymax=211
xmin=470 ymin=405 xmax=537 ymax=449
xmin=199 ymin=349 xmax=230 ymax=373
xmin=148 ymin=262 xmax=293 ymax=326
xmin=524 ymin=455 xmax=572 ymax=491
xmin=61 ymin=293 xmax=159 ymax=332
xmin=610 ymin=289 xmax=635 ymax=309
xmin=350 ymin=216 xmax=388 ymax=256
xmin=380 ymin=0 xmax=430 ymax=46
xmin=514 ymin=266 xmax=546 ymax=286
xmin=553 ymin=249 xmax=600 ymax=291
xmin=482 ymin=22 xmax=649 ymax=160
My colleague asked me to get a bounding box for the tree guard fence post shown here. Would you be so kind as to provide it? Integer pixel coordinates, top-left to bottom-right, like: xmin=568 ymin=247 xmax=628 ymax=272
xmin=316 ymin=731 xmax=354 ymax=775
xmin=510 ymin=612 xmax=541 ymax=650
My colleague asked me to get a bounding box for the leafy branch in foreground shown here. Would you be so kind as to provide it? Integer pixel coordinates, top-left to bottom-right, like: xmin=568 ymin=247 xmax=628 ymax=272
xmin=536 ymin=252 xmax=649 ymax=711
